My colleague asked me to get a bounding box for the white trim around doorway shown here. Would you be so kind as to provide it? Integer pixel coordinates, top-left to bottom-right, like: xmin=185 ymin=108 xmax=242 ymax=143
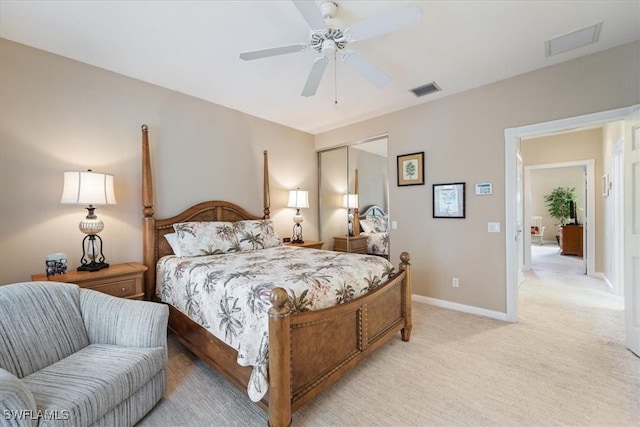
xmin=504 ymin=105 xmax=639 ymax=323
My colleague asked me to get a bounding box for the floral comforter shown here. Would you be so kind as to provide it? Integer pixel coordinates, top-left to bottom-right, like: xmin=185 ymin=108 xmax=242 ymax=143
xmin=156 ymin=245 xmax=395 ymax=401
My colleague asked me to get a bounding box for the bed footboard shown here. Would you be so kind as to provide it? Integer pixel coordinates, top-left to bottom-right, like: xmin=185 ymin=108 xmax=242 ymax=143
xmin=268 ymin=252 xmax=411 ymax=427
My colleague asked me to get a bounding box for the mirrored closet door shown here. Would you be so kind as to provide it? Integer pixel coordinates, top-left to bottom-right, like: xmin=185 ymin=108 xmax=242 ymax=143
xmin=318 ymin=136 xmax=389 ymax=257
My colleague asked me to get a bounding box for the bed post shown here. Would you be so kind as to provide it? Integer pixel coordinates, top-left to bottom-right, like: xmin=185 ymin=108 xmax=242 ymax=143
xmin=399 ymin=252 xmax=412 ymax=341
xmin=268 ymin=287 xmax=291 ymax=427
xmin=263 ymin=150 xmax=270 ymax=219
xmin=353 ymin=169 xmax=360 ymax=236
xmin=141 ymin=124 xmax=156 ymax=301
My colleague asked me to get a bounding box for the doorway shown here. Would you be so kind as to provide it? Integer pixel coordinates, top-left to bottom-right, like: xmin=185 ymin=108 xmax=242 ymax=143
xmin=523 ymin=160 xmax=594 ymax=275
xmin=504 ymin=106 xmax=637 ymax=322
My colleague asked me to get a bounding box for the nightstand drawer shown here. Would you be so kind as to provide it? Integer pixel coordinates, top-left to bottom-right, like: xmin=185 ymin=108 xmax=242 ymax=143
xmin=92 ymin=278 xmax=137 ymax=298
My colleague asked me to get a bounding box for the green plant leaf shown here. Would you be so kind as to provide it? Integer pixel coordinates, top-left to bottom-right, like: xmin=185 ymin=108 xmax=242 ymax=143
xmin=543 ymin=187 xmax=577 ymax=225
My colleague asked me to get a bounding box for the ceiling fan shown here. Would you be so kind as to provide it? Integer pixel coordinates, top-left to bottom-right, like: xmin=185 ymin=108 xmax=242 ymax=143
xmin=239 ymin=1 xmax=423 ymax=97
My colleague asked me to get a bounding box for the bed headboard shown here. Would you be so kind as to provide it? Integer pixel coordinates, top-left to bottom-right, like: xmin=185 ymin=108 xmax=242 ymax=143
xmin=154 ymin=202 xmax=264 ymax=260
xmin=359 ymin=205 xmax=387 ymax=219
xmin=141 ymin=125 xmax=270 ymax=300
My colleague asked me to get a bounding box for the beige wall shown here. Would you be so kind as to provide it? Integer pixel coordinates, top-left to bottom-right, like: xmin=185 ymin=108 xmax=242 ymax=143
xmin=315 ymin=41 xmax=640 ymax=313
xmin=0 ymin=39 xmax=316 ymax=284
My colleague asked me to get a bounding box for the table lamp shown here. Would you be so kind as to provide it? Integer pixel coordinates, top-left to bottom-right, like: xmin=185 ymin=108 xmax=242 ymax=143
xmin=287 ymin=188 xmax=309 ymax=243
xmin=61 ymin=169 xmax=116 ymax=271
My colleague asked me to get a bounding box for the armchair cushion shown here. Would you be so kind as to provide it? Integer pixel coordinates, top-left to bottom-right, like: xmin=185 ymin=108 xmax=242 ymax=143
xmin=0 ymin=282 xmax=89 ymax=378
xmin=80 ymin=289 xmax=168 ymax=353
xmin=21 ymin=344 xmax=165 ymax=426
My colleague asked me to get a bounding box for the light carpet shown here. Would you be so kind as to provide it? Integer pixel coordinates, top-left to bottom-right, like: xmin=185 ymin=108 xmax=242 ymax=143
xmin=138 ymin=245 xmax=639 ymax=426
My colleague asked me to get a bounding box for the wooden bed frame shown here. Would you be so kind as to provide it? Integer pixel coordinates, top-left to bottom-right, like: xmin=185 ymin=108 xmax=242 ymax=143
xmin=140 ymin=125 xmax=412 ymax=427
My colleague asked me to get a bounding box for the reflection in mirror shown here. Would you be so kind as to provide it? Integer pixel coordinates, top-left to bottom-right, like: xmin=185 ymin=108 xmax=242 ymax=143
xmin=318 ymin=147 xmax=348 ymax=250
xmin=349 ymin=138 xmax=389 ymax=257
xmin=318 ymin=136 xmax=389 ymax=256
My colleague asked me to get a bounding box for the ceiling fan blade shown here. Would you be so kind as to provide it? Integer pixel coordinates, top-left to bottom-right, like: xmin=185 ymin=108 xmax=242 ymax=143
xmin=301 ymin=56 xmax=329 ymax=97
xmin=239 ymin=44 xmax=308 ymax=61
xmin=341 ymin=51 xmax=390 ymax=88
xmin=292 ymin=0 xmax=328 ymax=31
xmin=341 ymin=4 xmax=422 ymax=42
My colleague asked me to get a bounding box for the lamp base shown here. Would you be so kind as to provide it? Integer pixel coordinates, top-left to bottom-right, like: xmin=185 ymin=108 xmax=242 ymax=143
xmin=77 ymin=261 xmax=109 ymax=272
xmin=292 ymin=222 xmax=304 ymax=244
xmin=79 ymin=234 xmax=109 ymax=272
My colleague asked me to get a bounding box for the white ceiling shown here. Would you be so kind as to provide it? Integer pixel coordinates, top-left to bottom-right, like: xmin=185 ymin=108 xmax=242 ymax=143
xmin=1 ymin=1 xmax=638 ymax=135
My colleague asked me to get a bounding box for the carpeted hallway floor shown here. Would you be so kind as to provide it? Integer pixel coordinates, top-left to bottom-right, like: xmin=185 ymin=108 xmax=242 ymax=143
xmin=138 ymin=245 xmax=639 ymax=426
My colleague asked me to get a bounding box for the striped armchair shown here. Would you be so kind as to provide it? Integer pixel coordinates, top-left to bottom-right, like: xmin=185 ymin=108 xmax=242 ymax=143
xmin=0 ymin=281 xmax=169 ymax=426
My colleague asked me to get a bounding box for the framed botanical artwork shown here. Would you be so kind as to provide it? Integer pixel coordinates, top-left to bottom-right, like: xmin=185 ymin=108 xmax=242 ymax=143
xmin=397 ymin=152 xmax=424 ymax=186
xmin=433 ymin=182 xmax=466 ymax=218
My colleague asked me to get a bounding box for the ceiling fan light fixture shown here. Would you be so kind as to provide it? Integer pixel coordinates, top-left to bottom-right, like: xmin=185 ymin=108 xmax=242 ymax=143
xmin=410 ymin=82 xmax=441 ymax=97
xmin=322 ymin=39 xmax=337 ymax=53
xmin=545 ymin=21 xmax=603 ymax=57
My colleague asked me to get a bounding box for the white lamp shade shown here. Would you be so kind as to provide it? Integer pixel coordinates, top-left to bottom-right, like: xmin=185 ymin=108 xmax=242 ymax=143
xmin=287 ymin=189 xmax=309 ymax=209
xmin=61 ymin=170 xmax=117 ymax=205
xmin=342 ymin=194 xmax=359 ymax=209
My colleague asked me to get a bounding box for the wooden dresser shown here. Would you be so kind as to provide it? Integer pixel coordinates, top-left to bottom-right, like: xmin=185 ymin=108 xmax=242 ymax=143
xmin=31 ymin=262 xmax=147 ymax=300
xmin=559 ymin=225 xmax=583 ymax=257
xmin=333 ymin=235 xmax=368 ymax=254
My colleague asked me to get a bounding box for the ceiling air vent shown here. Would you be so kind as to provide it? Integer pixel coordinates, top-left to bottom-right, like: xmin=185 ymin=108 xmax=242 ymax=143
xmin=545 ymin=21 xmax=603 ymax=57
xmin=410 ymin=82 xmax=441 ymax=97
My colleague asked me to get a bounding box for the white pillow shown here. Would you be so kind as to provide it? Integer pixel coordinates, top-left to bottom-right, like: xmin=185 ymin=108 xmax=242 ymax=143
xmin=164 ymin=232 xmax=183 ymax=257
xmin=360 ymin=219 xmax=375 ymax=234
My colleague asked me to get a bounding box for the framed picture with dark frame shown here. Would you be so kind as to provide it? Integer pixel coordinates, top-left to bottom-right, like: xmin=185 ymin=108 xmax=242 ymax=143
xmin=433 ymin=182 xmax=466 ymax=218
xmin=397 ymin=152 xmax=424 ymax=186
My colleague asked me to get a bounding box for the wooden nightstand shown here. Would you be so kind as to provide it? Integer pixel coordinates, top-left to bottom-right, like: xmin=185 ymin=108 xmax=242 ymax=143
xmin=333 ymin=235 xmax=368 ymax=254
xmin=285 ymin=240 xmax=324 ymax=249
xmin=31 ymin=262 xmax=147 ymax=300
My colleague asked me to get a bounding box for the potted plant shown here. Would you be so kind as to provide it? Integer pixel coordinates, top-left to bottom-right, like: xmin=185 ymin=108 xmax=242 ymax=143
xmin=544 ymin=186 xmax=577 ymax=242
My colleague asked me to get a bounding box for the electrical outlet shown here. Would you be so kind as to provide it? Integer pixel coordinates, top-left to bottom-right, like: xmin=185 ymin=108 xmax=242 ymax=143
xmin=452 ymin=277 xmax=459 ymax=287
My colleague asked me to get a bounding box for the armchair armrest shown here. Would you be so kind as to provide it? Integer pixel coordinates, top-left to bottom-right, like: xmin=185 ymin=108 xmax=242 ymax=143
xmin=79 ymin=289 xmax=169 ymax=351
xmin=0 ymin=368 xmax=37 ymax=427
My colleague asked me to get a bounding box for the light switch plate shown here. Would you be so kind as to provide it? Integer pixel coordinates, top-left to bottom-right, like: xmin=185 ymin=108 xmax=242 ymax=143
xmin=488 ymin=222 xmax=500 ymax=233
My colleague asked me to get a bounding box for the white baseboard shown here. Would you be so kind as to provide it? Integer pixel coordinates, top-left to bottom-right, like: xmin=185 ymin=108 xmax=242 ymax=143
xmin=592 ymin=272 xmax=614 ymax=292
xmin=412 ymin=295 xmax=509 ymax=322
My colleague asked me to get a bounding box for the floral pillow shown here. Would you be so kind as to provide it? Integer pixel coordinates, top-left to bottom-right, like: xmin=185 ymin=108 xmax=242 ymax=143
xmin=233 ymin=220 xmax=281 ymax=251
xmin=173 ymin=222 xmax=238 ymax=256
xmin=366 ymin=215 xmax=388 ymax=232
